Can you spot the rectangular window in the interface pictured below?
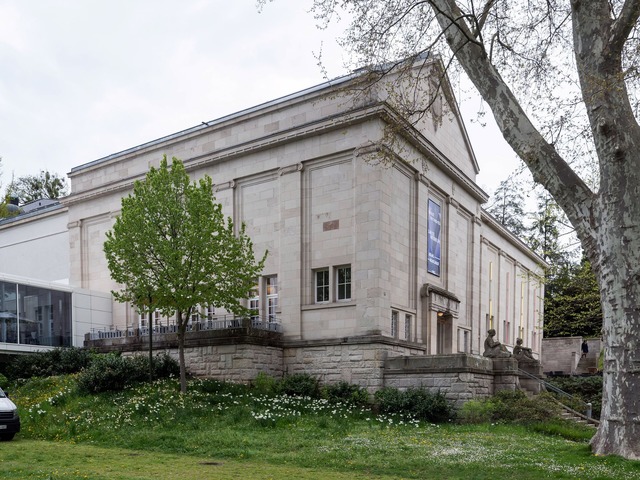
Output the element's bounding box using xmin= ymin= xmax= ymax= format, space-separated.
xmin=391 ymin=311 xmax=398 ymax=338
xmin=249 ymin=280 xmax=260 ymax=320
xmin=336 ymin=266 xmax=351 ymax=301
xmin=266 ymin=276 xmax=278 ymax=322
xmin=315 ymin=269 xmax=329 ymax=303
xmin=404 ymin=314 xmax=412 ymax=341
xmin=206 ymin=305 xmax=215 ymax=321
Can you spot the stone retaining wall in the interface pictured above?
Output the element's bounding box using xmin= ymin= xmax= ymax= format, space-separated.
xmin=284 ymin=336 xmax=426 ymax=391
xmin=93 ymin=333 xmax=527 ymax=404
xmin=383 ymin=354 xmax=518 ymax=408
xmin=148 ymin=344 xmax=284 ymax=384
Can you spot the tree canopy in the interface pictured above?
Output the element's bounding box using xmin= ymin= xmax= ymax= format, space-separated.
xmin=276 ymin=0 xmax=640 ymax=459
xmin=104 ymin=156 xmax=267 ymax=392
xmin=13 ymin=170 xmax=68 ymax=203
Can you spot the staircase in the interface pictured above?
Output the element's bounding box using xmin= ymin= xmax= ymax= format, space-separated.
xmin=556 ymin=399 xmax=599 ymax=428
xmin=518 ymin=368 xmax=600 ymax=428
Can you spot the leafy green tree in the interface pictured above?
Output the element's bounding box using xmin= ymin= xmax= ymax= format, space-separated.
xmin=13 ymin=170 xmax=67 ymax=203
xmin=544 ymin=258 xmax=602 ymax=338
xmin=104 ymin=156 xmax=267 ymax=393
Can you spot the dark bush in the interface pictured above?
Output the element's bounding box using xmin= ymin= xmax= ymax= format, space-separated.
xmin=278 ymin=373 xmax=321 ymax=398
xmin=375 ymin=386 xmax=454 ymax=423
xmin=77 ymin=353 xmax=179 ymax=394
xmin=77 ymin=353 xmax=136 ymax=393
xmin=322 ymin=381 xmax=370 ymax=405
xmin=151 ymin=353 xmax=180 ymax=379
xmin=7 ymin=347 xmax=94 ymax=380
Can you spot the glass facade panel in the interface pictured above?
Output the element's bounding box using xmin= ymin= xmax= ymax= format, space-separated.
xmin=0 ymin=280 xmax=71 ymax=347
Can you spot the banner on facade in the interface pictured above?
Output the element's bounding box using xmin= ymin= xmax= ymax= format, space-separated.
xmin=427 ymin=199 xmax=441 ymax=276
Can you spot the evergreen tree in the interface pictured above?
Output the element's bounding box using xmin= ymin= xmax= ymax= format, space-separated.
xmin=486 ymin=176 xmax=527 ymax=237
xmin=544 ymin=258 xmax=602 ymax=338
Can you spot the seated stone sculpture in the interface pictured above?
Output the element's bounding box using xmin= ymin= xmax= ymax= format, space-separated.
xmin=483 ymin=329 xmax=511 ymax=358
xmin=513 ymin=337 xmax=538 ymax=362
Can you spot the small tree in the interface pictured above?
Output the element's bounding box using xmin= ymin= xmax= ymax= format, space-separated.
xmin=13 ymin=170 xmax=67 ymax=203
xmin=104 ymin=156 xmax=267 ymax=393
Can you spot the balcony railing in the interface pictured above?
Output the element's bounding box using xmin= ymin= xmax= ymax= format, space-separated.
xmin=87 ymin=314 xmax=282 ymax=341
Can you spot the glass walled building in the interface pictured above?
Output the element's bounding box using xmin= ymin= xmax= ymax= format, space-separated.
xmin=0 ymin=279 xmax=72 ymax=348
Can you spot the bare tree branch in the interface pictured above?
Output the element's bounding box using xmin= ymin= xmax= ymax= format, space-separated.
xmin=609 ymin=0 xmax=640 ymax=55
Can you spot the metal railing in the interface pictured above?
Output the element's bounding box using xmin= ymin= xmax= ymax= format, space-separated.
xmin=87 ymin=314 xmax=282 ymax=341
xmin=518 ymin=368 xmax=597 ymax=422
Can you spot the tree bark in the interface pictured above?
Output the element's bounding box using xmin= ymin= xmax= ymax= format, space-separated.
xmin=430 ymin=0 xmax=640 ymax=459
xmin=571 ymin=0 xmax=640 ymax=459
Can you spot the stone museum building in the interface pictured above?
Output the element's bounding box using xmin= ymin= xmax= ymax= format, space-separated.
xmin=0 ymin=59 xmax=544 ymax=397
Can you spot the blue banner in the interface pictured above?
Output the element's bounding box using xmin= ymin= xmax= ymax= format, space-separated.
xmin=427 ymin=199 xmax=441 ymax=276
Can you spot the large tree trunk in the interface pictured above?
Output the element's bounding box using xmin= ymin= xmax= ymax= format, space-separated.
xmin=571 ymin=1 xmax=640 ymax=459
xmin=590 ymin=221 xmax=640 ymax=459
xmin=430 ymin=0 xmax=640 ymax=459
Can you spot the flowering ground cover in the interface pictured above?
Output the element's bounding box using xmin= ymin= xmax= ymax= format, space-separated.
xmin=8 ymin=375 xmax=640 ymax=479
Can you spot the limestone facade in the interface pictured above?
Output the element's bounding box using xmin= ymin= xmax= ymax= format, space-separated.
xmin=1 ymin=60 xmax=544 ymax=385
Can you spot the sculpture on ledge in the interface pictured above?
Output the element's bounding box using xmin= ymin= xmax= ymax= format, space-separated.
xmin=483 ymin=329 xmax=511 ymax=358
xmin=513 ymin=337 xmax=539 ymax=363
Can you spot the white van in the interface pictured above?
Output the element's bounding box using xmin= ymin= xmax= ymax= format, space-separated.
xmin=0 ymin=387 xmax=20 ymax=441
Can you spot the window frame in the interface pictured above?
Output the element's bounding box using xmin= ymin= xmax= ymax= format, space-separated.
xmin=315 ymin=269 xmax=330 ymax=303
xmin=336 ymin=266 xmax=351 ymax=301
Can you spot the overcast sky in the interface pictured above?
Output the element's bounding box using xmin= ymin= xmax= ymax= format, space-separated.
xmin=0 ymin=0 xmax=519 ymax=197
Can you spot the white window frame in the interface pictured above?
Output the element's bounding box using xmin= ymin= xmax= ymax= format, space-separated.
xmin=336 ymin=266 xmax=351 ymax=301
xmin=266 ymin=275 xmax=278 ymax=322
xmin=315 ymin=269 xmax=330 ymax=303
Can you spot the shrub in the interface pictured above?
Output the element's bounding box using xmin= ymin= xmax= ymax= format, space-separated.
xmin=546 ymin=375 xmax=602 ymax=419
xmin=0 ymin=373 xmax=8 ymax=389
xmin=251 ymin=372 xmax=279 ymax=395
xmin=151 ymin=353 xmax=180 ymax=379
xmin=322 ymin=381 xmax=369 ymax=405
xmin=7 ymin=347 xmax=94 ymax=380
xmin=375 ymin=386 xmax=454 ymax=423
xmin=277 ymin=373 xmax=321 ymax=398
xmin=77 ymin=353 xmax=135 ymax=393
xmin=77 ymin=353 xmax=179 ymax=394
xmin=458 ymin=399 xmax=494 ymax=424
xmin=458 ymin=390 xmax=561 ymax=425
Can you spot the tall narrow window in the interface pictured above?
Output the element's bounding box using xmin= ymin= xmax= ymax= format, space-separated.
xmin=206 ymin=305 xmax=215 ymax=321
xmin=404 ymin=314 xmax=412 ymax=341
xmin=315 ymin=269 xmax=329 ymax=303
xmin=266 ymin=276 xmax=278 ymax=322
xmin=249 ymin=280 xmax=260 ymax=320
xmin=336 ymin=266 xmax=351 ymax=301
xmin=391 ymin=311 xmax=398 ymax=338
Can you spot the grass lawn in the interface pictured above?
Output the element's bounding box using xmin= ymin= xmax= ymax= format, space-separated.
xmin=5 ymin=375 xmax=640 ymax=480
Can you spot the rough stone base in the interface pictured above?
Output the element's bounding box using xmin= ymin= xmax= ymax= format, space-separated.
xmin=383 ymin=354 xmax=503 ymax=408
xmin=284 ymin=337 xmax=425 ymax=392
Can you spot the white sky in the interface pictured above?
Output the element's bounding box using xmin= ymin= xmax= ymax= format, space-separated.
xmin=0 ymin=0 xmax=519 ymax=197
